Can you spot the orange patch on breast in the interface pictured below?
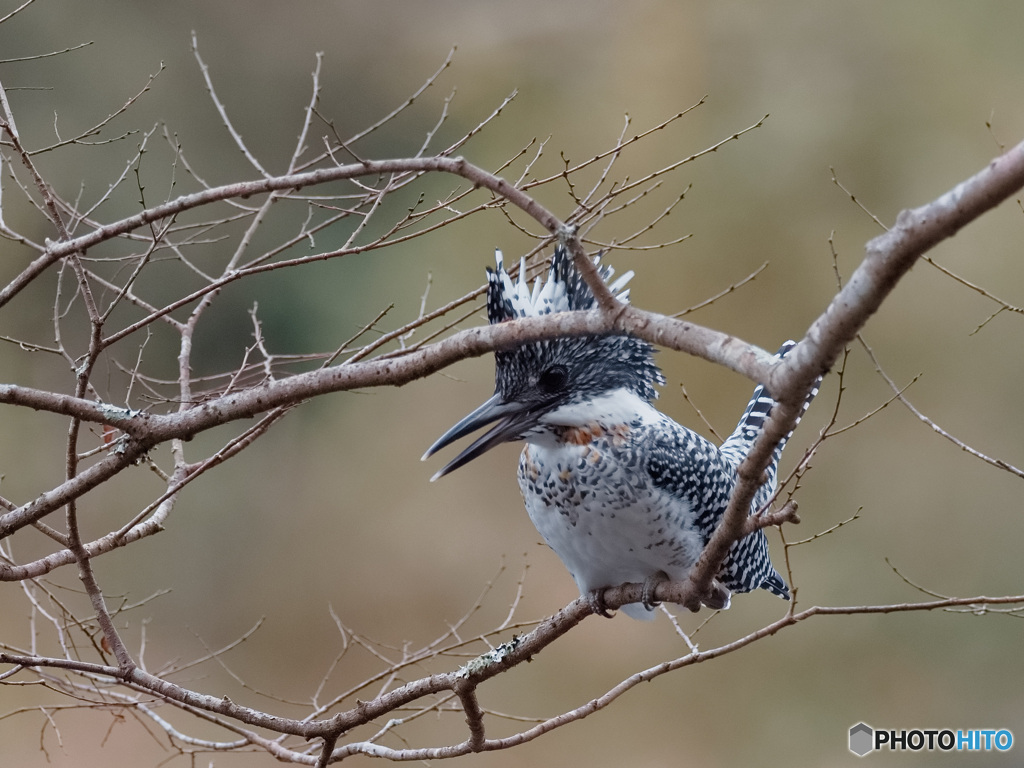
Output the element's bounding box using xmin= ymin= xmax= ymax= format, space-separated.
xmin=557 ymin=423 xmax=631 ymax=447
xmin=522 ymin=445 xmax=540 ymax=481
xmin=607 ymin=423 xmax=631 ymax=445
xmin=561 ymin=426 xmax=598 ymax=445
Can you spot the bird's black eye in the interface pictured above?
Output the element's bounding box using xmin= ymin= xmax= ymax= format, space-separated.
xmin=537 ymin=365 xmax=569 ymax=394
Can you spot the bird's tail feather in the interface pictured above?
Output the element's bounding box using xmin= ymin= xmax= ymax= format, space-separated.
xmin=719 ymin=340 xmax=819 ymax=466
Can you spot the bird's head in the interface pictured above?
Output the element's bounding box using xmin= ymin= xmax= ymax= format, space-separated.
xmin=423 ymin=246 xmax=664 ymax=480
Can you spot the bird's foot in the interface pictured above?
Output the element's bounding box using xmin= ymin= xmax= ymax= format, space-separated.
xmin=586 ymin=588 xmax=615 ymax=618
xmin=702 ymin=579 xmax=732 ymax=611
xmin=641 ymin=570 xmax=671 ymax=611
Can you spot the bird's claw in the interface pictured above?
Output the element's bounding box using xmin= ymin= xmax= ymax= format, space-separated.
xmin=702 ymin=579 xmax=732 ymax=611
xmin=641 ymin=571 xmax=671 ymax=611
xmin=587 ymin=588 xmax=615 ymax=618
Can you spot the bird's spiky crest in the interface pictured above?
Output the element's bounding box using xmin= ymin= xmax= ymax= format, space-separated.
xmin=487 ymin=246 xmax=634 ymax=324
xmin=484 ymin=246 xmax=663 ymax=405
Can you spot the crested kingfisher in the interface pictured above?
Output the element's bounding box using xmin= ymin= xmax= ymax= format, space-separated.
xmin=423 ymin=246 xmax=815 ymax=619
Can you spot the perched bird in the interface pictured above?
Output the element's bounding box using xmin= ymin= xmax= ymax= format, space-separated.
xmin=423 ymin=246 xmax=815 ymax=619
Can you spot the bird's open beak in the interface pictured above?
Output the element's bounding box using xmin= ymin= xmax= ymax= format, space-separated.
xmin=422 ymin=394 xmax=538 ymax=481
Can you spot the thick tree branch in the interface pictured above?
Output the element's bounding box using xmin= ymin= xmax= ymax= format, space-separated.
xmin=0 ymin=311 xmax=775 ymax=438
xmin=683 ymin=137 xmax=1024 ymax=609
xmin=777 ymin=137 xmax=1024 ymax=401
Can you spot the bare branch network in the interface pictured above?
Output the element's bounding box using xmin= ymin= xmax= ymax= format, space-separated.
xmin=1 ymin=32 xmax=1023 ymax=766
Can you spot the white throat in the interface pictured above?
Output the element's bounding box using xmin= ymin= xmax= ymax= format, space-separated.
xmin=539 ymin=388 xmax=660 ymax=429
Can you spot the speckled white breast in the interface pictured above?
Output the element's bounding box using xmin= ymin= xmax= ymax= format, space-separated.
xmin=517 ymin=415 xmax=703 ymax=620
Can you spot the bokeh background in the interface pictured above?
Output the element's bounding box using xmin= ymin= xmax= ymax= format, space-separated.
xmin=1 ymin=1 xmax=1023 ymax=766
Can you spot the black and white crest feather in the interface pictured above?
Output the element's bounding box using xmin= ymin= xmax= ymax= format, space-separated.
xmin=486 ymin=246 xmax=664 ymax=404
xmin=486 ymin=245 xmax=634 ymax=321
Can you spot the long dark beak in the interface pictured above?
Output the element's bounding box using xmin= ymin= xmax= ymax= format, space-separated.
xmin=422 ymin=394 xmax=539 ymax=481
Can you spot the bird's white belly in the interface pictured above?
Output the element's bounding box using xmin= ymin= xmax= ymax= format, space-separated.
xmin=518 ymin=440 xmax=703 ymax=605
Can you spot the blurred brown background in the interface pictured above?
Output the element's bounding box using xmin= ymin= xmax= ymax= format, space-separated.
xmin=1 ymin=1 xmax=1023 ymax=766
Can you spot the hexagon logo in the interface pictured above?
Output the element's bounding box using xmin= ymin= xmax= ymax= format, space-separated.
xmin=849 ymin=722 xmax=874 ymax=757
